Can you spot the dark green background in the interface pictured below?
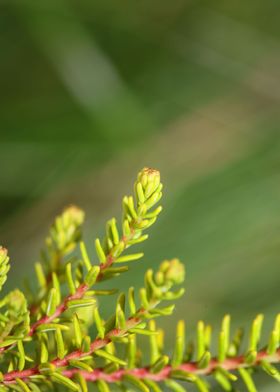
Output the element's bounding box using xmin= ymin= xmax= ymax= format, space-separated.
xmin=1 ymin=1 xmax=280 ymax=390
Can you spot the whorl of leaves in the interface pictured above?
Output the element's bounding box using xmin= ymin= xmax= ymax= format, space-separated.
xmin=0 ymin=168 xmax=278 ymax=392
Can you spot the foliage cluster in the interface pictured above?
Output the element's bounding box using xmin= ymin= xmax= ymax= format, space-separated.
xmin=0 ymin=168 xmax=279 ymax=392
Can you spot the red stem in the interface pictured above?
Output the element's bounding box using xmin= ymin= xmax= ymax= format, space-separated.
xmin=3 ymin=348 xmax=280 ymax=385
xmin=29 ymin=230 xmax=133 ymax=335
xmin=28 ymin=283 xmax=89 ymax=336
xmin=3 ymin=315 xmax=141 ymax=383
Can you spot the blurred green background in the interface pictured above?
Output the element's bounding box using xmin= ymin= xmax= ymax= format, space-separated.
xmin=1 ymin=0 xmax=280 ymax=390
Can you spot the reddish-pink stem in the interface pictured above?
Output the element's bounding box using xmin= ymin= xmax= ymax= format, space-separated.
xmin=29 ymin=253 xmax=115 ymax=335
xmin=3 ymin=315 xmax=141 ymax=384
xmin=28 ymin=283 xmax=89 ymax=336
xmin=29 ymin=230 xmax=133 ymax=334
xmin=3 ymin=348 xmax=280 ymax=385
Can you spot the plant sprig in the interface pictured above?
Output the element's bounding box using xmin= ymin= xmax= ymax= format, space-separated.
xmin=0 ymin=167 xmax=279 ymax=392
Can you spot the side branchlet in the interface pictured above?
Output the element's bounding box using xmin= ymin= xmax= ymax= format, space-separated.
xmin=0 ymin=168 xmax=278 ymax=392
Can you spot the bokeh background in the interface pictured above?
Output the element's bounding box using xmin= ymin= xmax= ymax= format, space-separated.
xmin=1 ymin=1 xmax=280 ymax=390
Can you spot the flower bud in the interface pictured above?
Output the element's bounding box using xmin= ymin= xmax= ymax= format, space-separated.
xmin=157 ymin=259 xmax=185 ymax=286
xmin=137 ymin=168 xmax=161 ymax=200
xmin=62 ymin=205 xmax=85 ymax=228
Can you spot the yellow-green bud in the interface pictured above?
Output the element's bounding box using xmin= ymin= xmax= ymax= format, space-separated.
xmin=158 ymin=259 xmax=185 ymax=286
xmin=62 ymin=205 xmax=85 ymax=228
xmin=137 ymin=168 xmax=161 ymax=199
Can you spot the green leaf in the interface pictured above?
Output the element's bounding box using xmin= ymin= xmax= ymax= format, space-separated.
xmin=17 ymin=340 xmax=25 ymax=371
xmin=228 ymin=328 xmax=243 ymax=357
xmin=29 ymin=383 xmax=42 ymax=392
xmin=127 ymin=334 xmax=136 ymax=369
xmin=73 ymin=313 xmax=82 ymax=348
xmin=103 ymin=266 xmax=128 ymax=277
xmin=35 ymin=262 xmax=46 ymax=289
xmin=122 ymin=219 xmax=131 ymax=237
xmin=165 ymin=379 xmax=186 ymax=392
xmin=123 ymin=374 xmax=149 ymax=392
xmin=238 ymin=368 xmax=257 ymax=392
xmin=36 ymin=323 xmax=69 ymax=333
xmin=149 ymin=305 xmax=175 ymax=317
xmin=110 ymin=218 xmax=120 ymax=245
xmin=162 ymin=288 xmax=185 ymax=301
xmin=95 ymin=349 xmax=126 ymax=366
xmin=80 ymin=241 xmax=92 ymax=271
xmin=214 ymin=370 xmax=232 ymax=391
xmin=103 ymin=362 xmax=119 ymax=374
xmin=46 ymin=288 xmax=58 ymax=317
xmin=40 ymin=338 xmax=48 ymax=363
xmin=74 ymin=373 xmax=88 ymax=392
xmin=126 ymin=196 xmax=138 ymax=220
xmin=67 ymin=298 xmax=96 ymax=309
xmin=218 ymin=315 xmax=230 ymax=362
xmin=274 ymin=314 xmax=280 ymax=341
xmin=90 ymin=289 xmax=118 ymax=296
xmin=197 ymin=321 xmax=205 ymax=361
xmin=81 ymin=336 xmax=91 ymax=353
xmin=248 ymin=314 xmax=264 ymax=352
xmin=261 ymin=360 xmax=280 ymax=381
xmin=0 ymin=247 xmax=10 ymax=292
xmin=172 ymin=320 xmax=185 ymax=367
xmin=267 ymin=330 xmax=278 ymax=355
xmin=198 ymin=350 xmax=211 ymax=369
xmin=52 ymin=272 xmax=61 ymax=305
xmin=116 ymin=304 xmax=126 ymax=329
xmin=66 ymin=263 xmax=76 ymax=295
xmin=84 ymin=266 xmax=100 ymax=287
xmin=55 ymin=328 xmax=65 ymax=359
xmin=69 ymin=359 xmax=93 ymax=372
xmin=129 ymin=328 xmax=157 ymax=336
xmin=144 ymin=379 xmax=162 ymax=392
xmin=136 ymin=182 xmax=145 ymax=204
xmin=0 ymin=338 xmax=19 ymax=348
xmin=195 ymin=377 xmax=209 ymax=392
xmin=51 ymin=372 xmax=79 ymax=391
xmin=139 ymin=288 xmax=150 ymax=309
xmin=204 ymin=325 xmax=212 ymax=350
xmin=215 ymin=367 xmax=237 ymax=382
xmin=170 ymin=369 xmax=196 ymax=382
xmin=116 ymin=253 xmax=144 ymax=263
xmin=93 ymin=308 xmax=105 ymax=338
xmin=96 ymin=380 xmax=110 ymax=392
xmin=16 ymin=378 xmax=31 ymax=392
xmin=128 ymin=287 xmax=136 ymax=315
xmin=145 ymin=269 xmax=161 ymax=300
xmin=149 ymin=320 xmax=160 ymax=364
xmin=150 ymin=355 xmax=169 ymax=373
xmin=128 ymin=234 xmax=149 ymax=245
xmin=218 ymin=331 xmax=227 ymax=363
xmin=95 ymin=239 xmax=106 ymax=264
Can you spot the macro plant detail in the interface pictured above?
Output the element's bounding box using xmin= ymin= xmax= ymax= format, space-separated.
xmin=0 ymin=168 xmax=279 ymax=392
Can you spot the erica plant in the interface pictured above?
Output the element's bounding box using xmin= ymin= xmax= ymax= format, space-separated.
xmin=0 ymin=168 xmax=279 ymax=392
